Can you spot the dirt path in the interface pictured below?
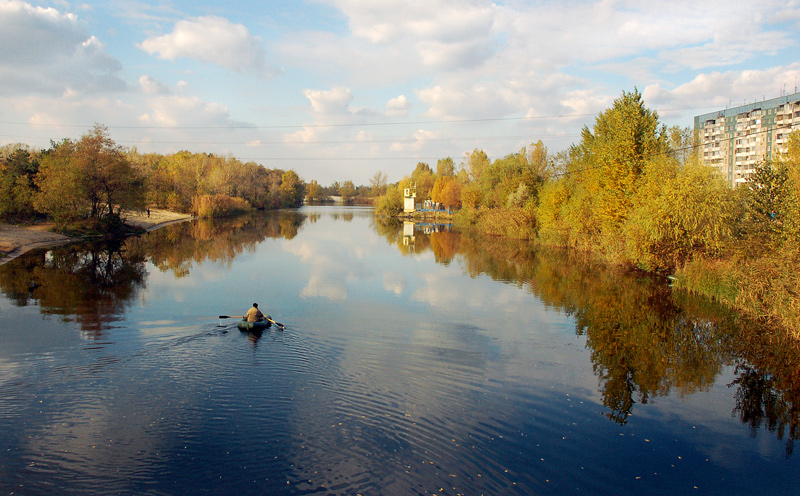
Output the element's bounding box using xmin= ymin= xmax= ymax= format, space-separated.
xmin=0 ymin=209 xmax=192 ymax=265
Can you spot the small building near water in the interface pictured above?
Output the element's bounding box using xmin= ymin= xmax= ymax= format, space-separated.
xmin=403 ymin=184 xmax=416 ymax=213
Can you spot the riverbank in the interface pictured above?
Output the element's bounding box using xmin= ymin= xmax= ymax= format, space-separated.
xmin=397 ymin=211 xmax=454 ymax=222
xmin=0 ymin=223 xmax=74 ymax=265
xmin=120 ymin=208 xmax=193 ymax=232
xmin=0 ymin=209 xmax=192 ymax=265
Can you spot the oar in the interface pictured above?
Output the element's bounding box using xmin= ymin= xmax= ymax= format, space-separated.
xmin=218 ymin=315 xmax=285 ymax=330
xmin=267 ymin=317 xmax=286 ymax=330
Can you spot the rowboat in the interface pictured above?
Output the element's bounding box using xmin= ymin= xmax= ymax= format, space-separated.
xmin=237 ymin=317 xmax=272 ymax=332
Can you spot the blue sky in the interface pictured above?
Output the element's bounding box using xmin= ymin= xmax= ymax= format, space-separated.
xmin=1 ymin=0 xmax=799 ymax=185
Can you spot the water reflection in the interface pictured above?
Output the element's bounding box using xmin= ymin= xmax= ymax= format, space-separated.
xmin=0 ymin=239 xmax=147 ymax=336
xmin=0 ymin=211 xmax=307 ymax=335
xmin=2 ymin=209 xmax=798 ymax=466
xmin=127 ymin=211 xmax=307 ymax=276
xmin=374 ymin=218 xmax=800 ymax=454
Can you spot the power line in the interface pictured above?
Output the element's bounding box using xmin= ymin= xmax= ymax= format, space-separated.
xmin=0 ymin=104 xmax=718 ymax=131
xmin=0 ymin=114 xmax=592 ymax=131
xmin=0 ymin=133 xmax=581 ymax=146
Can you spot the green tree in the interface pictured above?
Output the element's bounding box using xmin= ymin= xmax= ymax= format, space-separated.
xmin=34 ymin=139 xmax=84 ymax=223
xmin=0 ymin=145 xmax=39 ymax=220
xmin=537 ymin=89 xmax=669 ymax=251
xmin=375 ymin=183 xmax=403 ymax=216
xmin=581 ymin=88 xmax=668 ymax=231
xmin=623 ymin=158 xmax=735 ymax=271
xmin=340 ymin=180 xmax=356 ymax=203
xmin=279 ymin=170 xmax=304 ymax=207
xmin=746 ymin=159 xmax=788 ymax=237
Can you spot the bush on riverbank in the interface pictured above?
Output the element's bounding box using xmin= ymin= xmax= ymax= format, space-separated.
xmin=192 ymin=194 xmax=252 ymax=219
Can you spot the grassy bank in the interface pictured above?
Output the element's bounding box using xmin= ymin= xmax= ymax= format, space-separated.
xmin=675 ymin=249 xmax=800 ymax=339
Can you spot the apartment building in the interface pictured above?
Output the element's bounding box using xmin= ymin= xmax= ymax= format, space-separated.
xmin=694 ymin=92 xmax=800 ymax=187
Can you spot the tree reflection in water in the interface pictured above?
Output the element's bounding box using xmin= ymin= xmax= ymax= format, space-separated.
xmin=0 ymin=211 xmax=307 ymax=337
xmin=2 ymin=213 xmax=798 ymax=455
xmin=374 ymin=217 xmax=800 ymax=455
xmin=0 ymin=240 xmax=147 ymax=336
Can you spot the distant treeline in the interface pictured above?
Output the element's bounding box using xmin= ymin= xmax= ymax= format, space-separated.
xmin=375 ymin=89 xmax=800 ymax=337
xmin=0 ymin=124 xmax=305 ymax=226
xmin=305 ymin=173 xmax=388 ymax=204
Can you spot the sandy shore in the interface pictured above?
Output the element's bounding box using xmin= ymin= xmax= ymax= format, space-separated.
xmin=121 ymin=208 xmax=193 ymax=232
xmin=0 ymin=209 xmax=192 ymax=265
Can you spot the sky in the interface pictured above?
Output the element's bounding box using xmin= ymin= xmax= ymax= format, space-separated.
xmin=1 ymin=0 xmax=799 ymax=185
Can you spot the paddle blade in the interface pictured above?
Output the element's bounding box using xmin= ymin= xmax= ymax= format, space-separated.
xmin=267 ymin=318 xmax=285 ymax=329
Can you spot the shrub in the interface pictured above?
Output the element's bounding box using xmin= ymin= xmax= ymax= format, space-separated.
xmin=192 ymin=194 xmax=252 ymax=219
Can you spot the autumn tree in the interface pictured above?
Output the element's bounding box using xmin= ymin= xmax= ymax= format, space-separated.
xmin=776 ymin=130 xmax=800 ymax=239
xmin=411 ymin=162 xmax=435 ymax=201
xmin=76 ymin=125 xmax=146 ymax=218
xmin=465 ymin=149 xmax=490 ymax=182
xmin=306 ymin=179 xmax=323 ymax=201
xmin=439 ymin=177 xmax=462 ymax=211
xmin=436 ymin=157 xmax=455 ymax=177
xmin=369 ymin=171 xmax=388 ymax=196
xmin=35 ymin=126 xmax=145 ymax=224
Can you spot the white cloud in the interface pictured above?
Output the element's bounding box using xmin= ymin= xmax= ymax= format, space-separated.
xmin=386 ymin=95 xmax=411 ymax=117
xmin=303 ymin=87 xmax=354 ymax=114
xmin=329 ymin=0 xmax=496 ymax=45
xmin=382 ymin=272 xmax=406 ymax=295
xmin=390 ymin=129 xmax=441 ymax=153
xmin=137 ymin=15 xmax=270 ymax=75
xmin=0 ymin=1 xmax=82 ymax=64
xmin=416 ymin=82 xmax=523 ymax=119
xmin=559 ymin=89 xmax=613 ymax=119
xmin=139 ymin=95 xmax=245 ymax=128
xmin=138 ymin=75 xmax=168 ymax=95
xmin=0 ymin=1 xmax=126 ymax=94
xmin=643 ymin=63 xmax=800 ymax=113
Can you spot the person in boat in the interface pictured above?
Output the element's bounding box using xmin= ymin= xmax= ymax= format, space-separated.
xmin=245 ymin=302 xmax=265 ymax=322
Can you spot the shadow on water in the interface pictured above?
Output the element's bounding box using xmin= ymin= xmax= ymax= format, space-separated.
xmin=374 ymin=217 xmax=800 ymax=457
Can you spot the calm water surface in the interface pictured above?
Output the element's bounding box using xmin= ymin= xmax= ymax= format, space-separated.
xmin=1 ymin=206 xmax=798 ymax=495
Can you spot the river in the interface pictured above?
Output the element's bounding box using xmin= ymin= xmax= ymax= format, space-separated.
xmin=0 ymin=206 xmax=798 ymax=495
